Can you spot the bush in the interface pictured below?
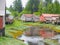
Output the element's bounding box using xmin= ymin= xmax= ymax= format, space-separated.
xmin=20 ymin=10 xmax=32 ymax=17
xmin=34 ymin=12 xmax=41 ymax=16
xmin=11 ymin=11 xmax=18 ymax=17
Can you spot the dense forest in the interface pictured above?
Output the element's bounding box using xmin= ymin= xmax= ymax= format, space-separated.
xmin=7 ymin=0 xmax=60 ymax=16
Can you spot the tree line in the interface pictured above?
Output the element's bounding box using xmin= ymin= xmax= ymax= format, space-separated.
xmin=8 ymin=0 xmax=60 ymax=16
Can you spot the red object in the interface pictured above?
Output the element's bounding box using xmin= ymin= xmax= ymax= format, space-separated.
xmin=40 ymin=16 xmax=45 ymax=22
xmin=39 ymin=30 xmax=55 ymax=38
xmin=40 ymin=30 xmax=46 ymax=34
xmin=0 ymin=16 xmax=3 ymax=29
xmin=40 ymin=14 xmax=59 ymax=22
xmin=39 ymin=30 xmax=47 ymax=38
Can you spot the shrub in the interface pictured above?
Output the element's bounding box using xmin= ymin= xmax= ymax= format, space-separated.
xmin=34 ymin=12 xmax=41 ymax=16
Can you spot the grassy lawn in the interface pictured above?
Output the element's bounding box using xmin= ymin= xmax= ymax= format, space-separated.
xmin=0 ymin=37 xmax=26 ymax=45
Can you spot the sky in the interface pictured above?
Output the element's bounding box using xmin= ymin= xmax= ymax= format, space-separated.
xmin=6 ymin=0 xmax=29 ymax=8
xmin=6 ymin=0 xmax=60 ymax=8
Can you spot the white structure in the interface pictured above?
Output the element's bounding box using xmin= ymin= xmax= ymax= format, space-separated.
xmin=20 ymin=14 xmax=39 ymax=22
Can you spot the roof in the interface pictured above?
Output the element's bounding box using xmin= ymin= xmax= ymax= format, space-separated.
xmin=42 ymin=14 xmax=60 ymax=17
xmin=0 ymin=0 xmax=5 ymax=16
xmin=23 ymin=14 xmax=33 ymax=17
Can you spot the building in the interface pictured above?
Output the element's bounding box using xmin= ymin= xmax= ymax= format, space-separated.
xmin=0 ymin=0 xmax=5 ymax=36
xmin=5 ymin=10 xmax=14 ymax=24
xmin=40 ymin=14 xmax=59 ymax=23
xmin=20 ymin=14 xmax=39 ymax=22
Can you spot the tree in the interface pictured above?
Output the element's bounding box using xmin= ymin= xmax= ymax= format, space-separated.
xmin=53 ymin=0 xmax=60 ymax=14
xmin=38 ymin=0 xmax=43 ymax=14
xmin=38 ymin=0 xmax=47 ymax=14
xmin=45 ymin=0 xmax=52 ymax=6
xmin=24 ymin=0 xmax=33 ymax=14
xmin=33 ymin=0 xmax=40 ymax=12
xmin=9 ymin=5 xmax=14 ymax=12
xmin=13 ymin=0 xmax=23 ymax=13
xmin=46 ymin=3 xmax=53 ymax=13
xmin=24 ymin=0 xmax=40 ymax=14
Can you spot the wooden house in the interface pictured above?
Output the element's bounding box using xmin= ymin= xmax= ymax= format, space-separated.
xmin=0 ymin=0 xmax=5 ymax=36
xmin=20 ymin=14 xmax=39 ymax=22
xmin=40 ymin=14 xmax=59 ymax=24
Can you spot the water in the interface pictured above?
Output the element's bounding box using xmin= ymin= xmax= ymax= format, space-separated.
xmin=18 ymin=26 xmax=60 ymax=45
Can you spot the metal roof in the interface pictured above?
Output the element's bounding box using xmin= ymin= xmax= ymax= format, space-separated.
xmin=0 ymin=0 xmax=5 ymax=16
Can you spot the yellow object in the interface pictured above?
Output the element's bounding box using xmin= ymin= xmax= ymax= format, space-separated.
xmin=10 ymin=31 xmax=23 ymax=38
xmin=54 ymin=29 xmax=60 ymax=33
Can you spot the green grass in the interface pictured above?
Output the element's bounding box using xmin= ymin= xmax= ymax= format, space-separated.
xmin=0 ymin=37 xmax=26 ymax=45
xmin=44 ymin=39 xmax=59 ymax=45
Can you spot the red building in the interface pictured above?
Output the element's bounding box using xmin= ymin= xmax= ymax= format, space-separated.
xmin=0 ymin=0 xmax=5 ymax=36
xmin=40 ymin=14 xmax=59 ymax=23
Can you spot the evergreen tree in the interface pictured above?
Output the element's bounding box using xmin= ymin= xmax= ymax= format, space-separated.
xmin=13 ymin=0 xmax=23 ymax=13
xmin=24 ymin=0 xmax=40 ymax=14
xmin=33 ymin=0 xmax=40 ymax=12
xmin=25 ymin=0 xmax=33 ymax=13
xmin=54 ymin=0 xmax=60 ymax=14
xmin=45 ymin=0 xmax=52 ymax=6
xmin=9 ymin=5 xmax=14 ymax=12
